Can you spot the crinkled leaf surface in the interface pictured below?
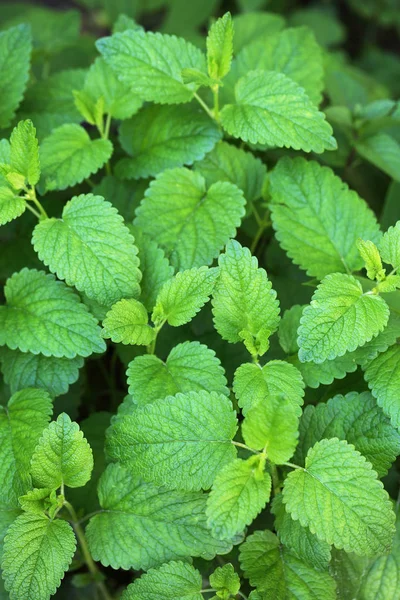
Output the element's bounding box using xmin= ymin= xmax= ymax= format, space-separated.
xmin=127 ymin=341 xmax=228 ymax=406
xmin=364 ymin=345 xmax=400 ymax=430
xmin=0 ymin=25 xmax=32 ymax=128
xmin=86 ymin=463 xmax=232 ymax=571
xmin=121 ymin=561 xmax=203 ymax=600
xmin=135 ymin=168 xmax=245 ymax=270
xmin=9 ymin=119 xmax=40 ymax=187
xmin=33 ymin=194 xmax=141 ymax=306
xmin=106 ymin=390 xmax=237 ymax=491
xmin=379 ymin=221 xmax=400 ymax=269
xmin=102 ymin=299 xmax=155 ymax=346
xmin=283 ymin=438 xmax=395 ymax=556
xmin=0 ymin=269 xmax=105 ymax=358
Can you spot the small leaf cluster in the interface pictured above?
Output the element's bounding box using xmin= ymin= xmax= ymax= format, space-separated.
xmin=0 ymin=2 xmax=400 ymax=600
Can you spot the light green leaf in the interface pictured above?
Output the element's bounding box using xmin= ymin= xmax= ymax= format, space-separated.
xmin=40 ymin=124 xmax=113 ymax=191
xmin=82 ymin=56 xmax=143 ymax=120
xmin=239 ymin=530 xmax=336 ymax=600
xmin=210 ymin=564 xmax=240 ymax=599
xmin=0 ymin=269 xmax=106 ymax=358
xmin=269 ymin=157 xmax=381 ymax=279
xmin=356 ymin=133 xmax=400 ymax=181
xmin=283 ymin=438 xmax=395 ymax=556
xmin=206 ymin=457 xmax=271 ymax=540
xmin=0 ymin=25 xmax=32 ymax=128
xmin=0 ymin=184 xmax=25 ymax=226
xmin=232 ymin=12 xmax=285 ymax=54
xmin=298 ymin=273 xmax=389 ymax=363
xmin=133 ymin=228 xmax=174 ymax=312
xmin=243 ymin=396 xmax=299 ymax=462
xmin=102 ymin=299 xmax=155 ymax=346
xmin=212 ymin=240 xmax=280 ymax=351
xmin=357 ymin=239 xmax=385 ymax=280
xmin=0 ymin=388 xmax=52 ymax=510
xmin=1 ymin=513 xmax=76 ymax=600
xmin=294 ymin=392 xmax=400 ymax=477
xmin=9 ymin=120 xmax=40 ymax=187
xmin=152 ymin=266 xmax=218 ymax=327
xmin=106 ymin=390 xmax=237 ymax=491
xmin=233 ymin=360 xmax=304 ymax=416
xmin=278 ymin=305 xmax=304 ymax=355
xmin=230 ymin=27 xmax=324 ymax=105
xmin=207 ymin=12 xmax=233 ymax=80
xmin=97 ymin=30 xmax=206 ymax=104
xmin=30 ymin=413 xmax=94 ymax=489
xmin=364 ymin=344 xmax=400 ymax=429
xmin=135 ymin=168 xmax=245 ymax=270
xmin=0 ymin=347 xmax=83 ymax=398
xmin=127 ymin=341 xmax=228 ymax=407
xmin=86 ymin=463 xmax=232 ymax=570
xmin=379 ymin=220 xmax=400 ymax=269
xmin=220 ymin=70 xmax=336 ymax=152
xmin=272 ymin=494 xmax=331 ymax=572
xmin=116 ymin=104 xmax=221 ymax=180
xmin=33 ymin=193 xmax=141 ymax=306
xmin=18 ymin=488 xmax=56 ymax=516
xmin=194 ymin=140 xmax=267 ymax=203
xmin=121 ymin=561 xmax=203 ymax=600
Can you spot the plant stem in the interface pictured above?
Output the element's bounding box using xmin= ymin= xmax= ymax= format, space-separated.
xmin=232 ymin=441 xmax=260 ymax=455
xmin=146 ymin=321 xmax=165 ymax=355
xmin=282 ymin=461 xmax=302 ymax=470
xmin=200 ymin=590 xmax=215 ymax=594
xmin=104 ymin=113 xmax=112 ymax=140
xmin=194 ymin=92 xmax=215 ymax=120
xmin=64 ymin=501 xmax=112 ymax=600
xmin=250 ymin=218 xmax=271 ymax=255
xmin=25 ymin=202 xmax=42 ymax=220
xmin=26 ymin=186 xmax=48 ymax=220
xmin=212 ymin=85 xmax=220 ymax=121
xmin=270 ymin=464 xmax=281 ymax=495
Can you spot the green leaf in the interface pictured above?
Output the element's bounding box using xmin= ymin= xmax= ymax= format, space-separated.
xmin=0 ymin=347 xmax=83 ymax=398
xmin=0 ymin=25 xmax=32 ymax=128
xmin=106 ymin=390 xmax=237 ymax=491
xmin=9 ymin=120 xmax=40 ymax=187
xmin=33 ymin=193 xmax=141 ymax=306
xmin=269 ymin=157 xmax=381 ymax=279
xmin=102 ymin=299 xmax=155 ymax=346
xmin=116 ymin=104 xmax=221 ymax=180
xmin=232 ymin=12 xmax=284 ymax=53
xmin=272 ymin=494 xmax=331 ymax=572
xmin=239 ymin=530 xmax=337 ymax=600
xmin=94 ymin=176 xmax=145 ymax=223
xmin=233 ymin=360 xmax=304 ymax=416
xmin=86 ymin=463 xmax=232 ymax=570
xmin=220 ymin=70 xmax=336 ymax=152
xmin=206 ymin=457 xmax=271 ymax=540
xmin=126 ymin=341 xmax=228 ymax=407
xmin=0 ymin=269 xmax=105 ymax=358
xmin=295 ymin=392 xmax=400 ymax=477
xmin=209 ymin=564 xmax=240 ymax=599
xmin=97 ymin=30 xmax=206 ymax=104
xmin=242 ymin=396 xmax=299 ymax=463
xmin=230 ymin=26 xmax=324 ymax=105
xmin=82 ymin=56 xmax=143 ymax=120
xmin=364 ymin=344 xmax=400 ymax=429
xmin=379 ymin=220 xmax=400 ymax=269
xmin=30 ymin=413 xmax=94 ymax=489
xmin=121 ymin=561 xmax=203 ymax=600
xmin=40 ymin=124 xmax=113 ymax=191
xmin=207 ymin=12 xmax=233 ymax=80
xmin=135 ymin=168 xmax=245 ymax=270
xmin=1 ymin=513 xmax=76 ymax=600
xmin=283 ymin=438 xmax=395 ymax=556
xmin=212 ymin=240 xmax=280 ymax=351
xmin=356 ymin=133 xmax=400 ymax=181
xmin=18 ymin=488 xmax=56 ymax=516
xmin=357 ymin=239 xmax=385 ymax=280
xmin=194 ymin=140 xmax=267 ymax=203
xmin=278 ymin=305 xmax=304 ymax=355
xmin=133 ymin=228 xmax=174 ymax=312
xmin=152 ymin=266 xmax=218 ymax=327
xmin=298 ymin=273 xmax=389 ymax=363
xmin=0 ymin=184 xmax=25 ymax=226
xmin=0 ymin=388 xmax=52 ymax=509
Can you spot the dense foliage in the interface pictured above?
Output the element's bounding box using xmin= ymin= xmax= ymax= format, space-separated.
xmin=0 ymin=1 xmax=400 ymax=599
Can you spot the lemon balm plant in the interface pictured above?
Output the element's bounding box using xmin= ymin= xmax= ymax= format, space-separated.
xmin=0 ymin=3 xmax=400 ymax=600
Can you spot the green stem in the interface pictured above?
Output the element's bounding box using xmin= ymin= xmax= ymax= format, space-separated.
xmin=146 ymin=321 xmax=165 ymax=355
xmin=232 ymin=441 xmax=260 ymax=455
xmin=64 ymin=502 xmax=112 ymax=600
xmin=283 ymin=461 xmax=302 ymax=470
xmin=104 ymin=113 xmax=112 ymax=140
xmin=200 ymin=590 xmax=215 ymax=594
xmin=252 ymin=203 xmax=262 ymax=226
xmin=250 ymin=218 xmax=271 ymax=255
xmin=237 ymin=592 xmax=249 ymax=600
xmin=26 ymin=186 xmax=48 ymax=220
xmin=212 ymin=85 xmax=220 ymax=121
xmin=194 ymin=92 xmax=215 ymax=120
xmin=25 ymin=202 xmax=42 ymax=220
xmin=270 ymin=464 xmax=281 ymax=495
